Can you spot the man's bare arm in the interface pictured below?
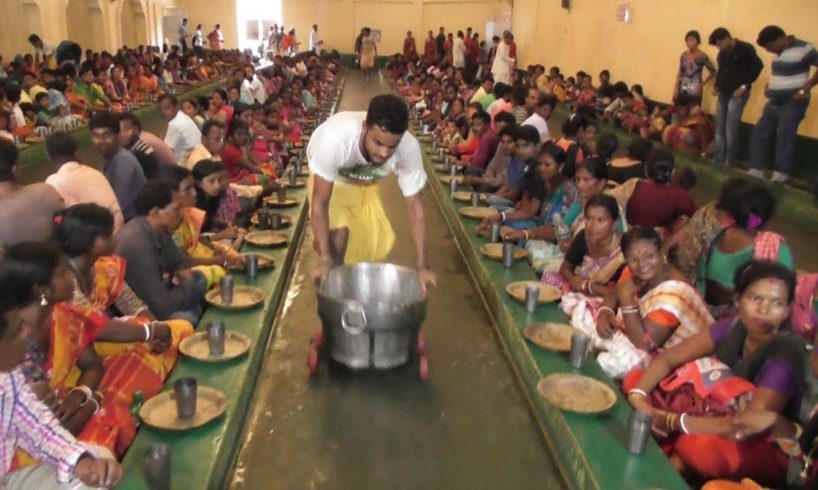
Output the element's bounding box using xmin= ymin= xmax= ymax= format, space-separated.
xmin=310 ymin=175 xmax=335 ymax=262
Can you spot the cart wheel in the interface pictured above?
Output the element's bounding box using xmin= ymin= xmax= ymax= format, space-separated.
xmin=419 ymin=356 xmax=430 ymax=380
xmin=416 ymin=332 xmax=427 ymax=356
xmin=308 ymin=347 xmax=319 ymax=376
xmin=312 ymin=331 xmax=324 ymax=350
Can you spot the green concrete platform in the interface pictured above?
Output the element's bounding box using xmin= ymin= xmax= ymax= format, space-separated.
xmin=420 ymin=146 xmax=688 ymax=490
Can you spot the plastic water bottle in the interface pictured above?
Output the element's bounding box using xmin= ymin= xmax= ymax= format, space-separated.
xmin=554 ymin=213 xmax=570 ymax=243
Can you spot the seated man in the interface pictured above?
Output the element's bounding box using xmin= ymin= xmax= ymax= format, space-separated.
xmin=89 ymin=112 xmax=146 ymax=222
xmin=118 ymin=112 xmax=177 ymax=168
xmin=464 ymin=126 xmax=516 ymax=193
xmin=0 ymin=140 xmax=64 ymax=247
xmin=44 ymin=133 xmax=124 ymax=232
xmin=485 ymin=125 xmax=540 ymax=209
xmin=115 ymin=181 xmax=207 ymax=323
xmin=458 ymin=111 xmax=498 ymax=172
xmin=116 ymin=113 xmax=159 ymax=179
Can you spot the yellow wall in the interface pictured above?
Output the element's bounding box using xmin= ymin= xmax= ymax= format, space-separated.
xmin=512 ymin=0 xmax=818 ymax=138
xmin=283 ymin=0 xmax=512 ymax=55
xmin=173 ymin=0 xmax=239 ymax=51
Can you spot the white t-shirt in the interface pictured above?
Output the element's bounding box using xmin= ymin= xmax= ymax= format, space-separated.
xmin=307 ymin=112 xmax=427 ymax=197
xmin=522 ymin=112 xmax=552 ymax=143
xmin=452 ymin=37 xmax=467 ymax=68
xmin=164 ymin=111 xmax=202 ymax=165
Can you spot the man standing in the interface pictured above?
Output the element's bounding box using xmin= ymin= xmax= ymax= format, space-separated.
xmin=436 ymin=27 xmax=446 ymax=60
xmin=45 ymin=133 xmax=124 ymax=232
xmin=307 ymin=94 xmax=437 ymax=291
xmin=452 ymin=31 xmax=467 ymax=69
xmin=749 ymin=25 xmax=818 ymax=183
xmin=158 ymin=94 xmax=202 ymax=165
xmin=403 ymin=31 xmax=418 ymax=63
xmin=491 ymin=31 xmax=515 ymax=85
xmin=193 ymin=24 xmax=204 ymax=58
xmin=208 ymin=24 xmax=224 ymax=51
xmin=178 ymin=18 xmax=189 ymax=53
xmin=708 ymin=27 xmax=764 ymax=167
xmin=88 ymin=112 xmax=146 ymax=222
xmin=309 ymin=24 xmax=321 ymax=52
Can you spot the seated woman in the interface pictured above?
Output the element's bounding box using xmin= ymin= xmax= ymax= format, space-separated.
xmin=608 ymin=137 xmax=652 ymax=185
xmin=0 ymin=246 xmax=124 ymax=488
xmin=158 ymin=165 xmax=245 ymax=287
xmin=542 ymin=194 xmax=625 ymax=296
xmin=662 ymin=93 xmax=714 ymax=154
xmin=626 ymin=149 xmax=697 ymax=230
xmin=578 ymin=227 xmax=713 ymax=378
xmin=193 ymin=159 xmax=246 ymax=230
xmin=695 ymin=178 xmax=793 ymax=318
xmin=627 ymin=261 xmax=805 ymax=488
xmin=221 ymin=120 xmax=275 ymax=186
xmin=207 ymin=88 xmax=233 ymax=125
xmin=3 ymin=241 xmax=169 ymax=464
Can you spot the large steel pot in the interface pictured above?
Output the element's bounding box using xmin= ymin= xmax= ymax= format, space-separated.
xmin=317 ymin=263 xmax=427 ymax=369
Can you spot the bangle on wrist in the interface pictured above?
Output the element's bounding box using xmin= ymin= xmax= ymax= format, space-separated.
xmin=500 ymin=211 xmax=506 ymax=223
xmin=70 ymin=385 xmax=93 ymax=405
xmin=596 ymin=306 xmax=615 ymax=321
xmin=523 ymin=230 xmax=530 ymax=241
xmin=87 ymin=397 xmax=101 ymax=415
xmin=142 ymin=323 xmax=151 ymax=342
xmin=679 ymin=413 xmax=690 ymax=434
xmin=627 ymin=388 xmax=648 ymax=399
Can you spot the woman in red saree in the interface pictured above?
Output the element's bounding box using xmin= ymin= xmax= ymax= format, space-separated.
xmin=626 ymin=260 xmax=806 ymax=488
xmin=52 ymin=206 xmax=194 ymax=455
xmin=5 ymin=242 xmax=175 ymax=469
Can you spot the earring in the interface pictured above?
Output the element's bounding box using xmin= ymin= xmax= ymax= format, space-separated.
xmin=39 ymin=295 xmax=48 ymax=307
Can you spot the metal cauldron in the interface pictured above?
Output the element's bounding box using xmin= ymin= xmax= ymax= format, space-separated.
xmin=317 ymin=263 xmax=427 ymax=370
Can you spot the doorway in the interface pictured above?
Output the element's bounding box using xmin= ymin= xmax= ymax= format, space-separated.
xmin=236 ymin=0 xmax=282 ymax=54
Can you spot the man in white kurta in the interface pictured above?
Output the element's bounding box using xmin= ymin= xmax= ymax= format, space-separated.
xmin=491 ymin=32 xmax=515 ymax=85
xmin=307 ymin=94 xmax=436 ymax=292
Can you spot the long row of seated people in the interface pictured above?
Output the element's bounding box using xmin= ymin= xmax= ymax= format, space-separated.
xmin=0 ymin=49 xmax=340 ymax=488
xmin=393 ymin=51 xmax=818 ymax=488
xmin=0 ymin=44 xmax=244 ymax=140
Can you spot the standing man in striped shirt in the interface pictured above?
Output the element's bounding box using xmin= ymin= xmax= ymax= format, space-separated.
xmin=749 ymin=26 xmax=818 ymax=183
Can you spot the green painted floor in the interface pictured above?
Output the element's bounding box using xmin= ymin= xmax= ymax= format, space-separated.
xmin=228 ymin=73 xmax=563 ymax=489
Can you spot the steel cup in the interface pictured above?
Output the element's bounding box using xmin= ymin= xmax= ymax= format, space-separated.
xmin=173 ymin=377 xmax=197 ymax=419
xmin=627 ymin=411 xmax=652 ymax=454
xmin=450 ymin=165 xmax=457 ymax=177
xmin=143 ymin=443 xmax=171 ymax=490
xmin=288 ymin=168 xmax=297 ymax=186
xmin=524 ymin=284 xmax=541 ymax=312
xmin=502 ymin=242 xmax=515 ymax=268
xmin=449 ymin=179 xmax=457 ymax=196
xmin=207 ymin=320 xmax=226 ymax=355
xmin=470 ymin=192 xmax=480 ymax=207
xmin=270 ymin=213 xmax=283 ymax=230
xmin=569 ymin=332 xmax=591 ymax=368
xmin=245 ymin=253 xmax=259 ymax=278
xmin=219 ymin=274 xmax=234 ymax=304
xmin=276 ymin=186 xmax=287 ymax=203
xmin=490 ymin=222 xmax=501 ymax=243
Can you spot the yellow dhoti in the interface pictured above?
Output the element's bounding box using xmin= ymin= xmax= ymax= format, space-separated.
xmin=308 ymin=175 xmax=395 ymax=264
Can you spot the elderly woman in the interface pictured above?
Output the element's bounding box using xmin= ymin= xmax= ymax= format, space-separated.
xmin=627 ymin=261 xmax=805 ymax=488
